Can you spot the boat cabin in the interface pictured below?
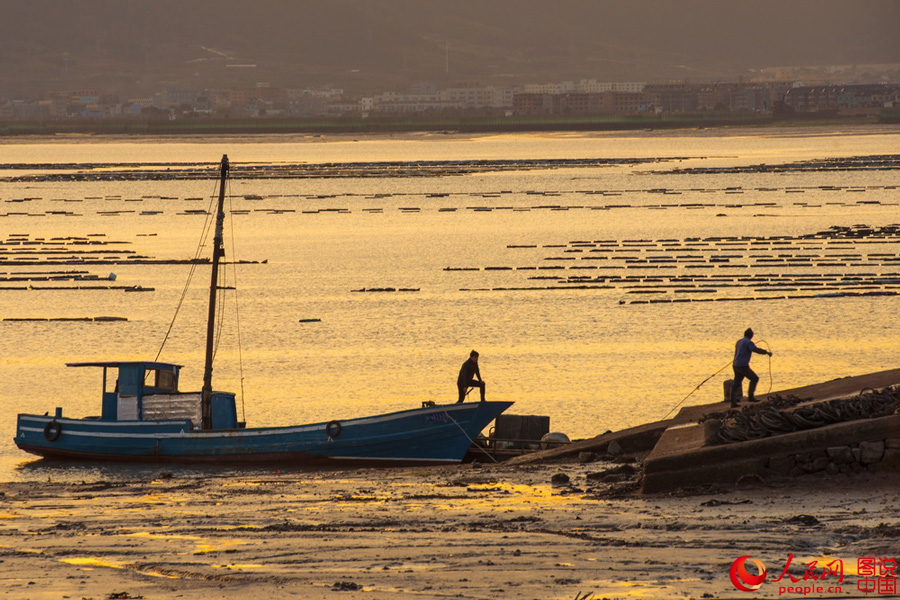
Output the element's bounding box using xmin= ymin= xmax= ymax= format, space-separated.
xmin=67 ymin=361 xmax=239 ymax=429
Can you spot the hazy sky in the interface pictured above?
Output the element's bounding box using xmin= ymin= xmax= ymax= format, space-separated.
xmin=2 ymin=0 xmax=899 ymax=96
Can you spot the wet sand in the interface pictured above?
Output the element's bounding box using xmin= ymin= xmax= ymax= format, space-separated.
xmin=1 ymin=462 xmax=897 ymax=599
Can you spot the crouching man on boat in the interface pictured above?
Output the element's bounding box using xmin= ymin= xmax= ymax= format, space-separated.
xmin=457 ymin=350 xmax=486 ymax=403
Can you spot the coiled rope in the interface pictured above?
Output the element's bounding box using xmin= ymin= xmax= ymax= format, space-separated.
xmin=704 ymin=387 xmax=900 ymax=444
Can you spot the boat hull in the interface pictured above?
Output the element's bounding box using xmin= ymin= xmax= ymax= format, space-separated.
xmin=15 ymin=401 xmax=512 ymax=466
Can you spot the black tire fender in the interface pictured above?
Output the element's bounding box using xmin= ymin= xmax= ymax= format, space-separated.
xmin=44 ymin=420 xmax=62 ymax=442
xmin=325 ymin=420 xmax=342 ymax=438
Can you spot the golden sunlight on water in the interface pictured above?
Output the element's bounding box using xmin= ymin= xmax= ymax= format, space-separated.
xmin=2 ymin=127 xmax=899 ymax=479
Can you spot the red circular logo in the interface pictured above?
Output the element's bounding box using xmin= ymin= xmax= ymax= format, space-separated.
xmin=730 ymin=555 xmax=768 ymax=592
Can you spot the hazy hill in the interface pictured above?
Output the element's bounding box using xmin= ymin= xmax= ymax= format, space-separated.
xmin=1 ymin=0 xmax=898 ymax=98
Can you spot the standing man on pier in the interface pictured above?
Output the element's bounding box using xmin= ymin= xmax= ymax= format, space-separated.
xmin=731 ymin=328 xmax=772 ymax=407
xmin=457 ymin=350 xmax=486 ymax=403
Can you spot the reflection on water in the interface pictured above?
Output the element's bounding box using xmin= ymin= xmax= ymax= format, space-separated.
xmin=2 ymin=127 xmax=900 ymax=481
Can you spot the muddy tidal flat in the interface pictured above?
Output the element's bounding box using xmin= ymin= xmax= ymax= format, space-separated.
xmin=0 ymin=463 xmax=897 ymax=600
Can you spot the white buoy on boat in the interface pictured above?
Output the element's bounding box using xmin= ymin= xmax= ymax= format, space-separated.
xmin=540 ymin=432 xmax=570 ymax=450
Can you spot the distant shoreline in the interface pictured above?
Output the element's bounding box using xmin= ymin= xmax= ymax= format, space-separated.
xmin=1 ymin=112 xmax=897 ymax=137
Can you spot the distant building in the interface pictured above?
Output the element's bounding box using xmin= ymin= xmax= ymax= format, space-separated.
xmin=644 ymin=84 xmax=699 ymax=113
xmin=783 ymin=84 xmax=900 ymax=114
xmin=556 ymin=93 xmax=602 ymax=115
xmin=599 ymin=91 xmax=645 ymax=114
xmin=3 ymin=76 xmax=898 ymax=123
xmin=126 ymin=98 xmax=155 ymax=117
xmin=512 ymin=90 xmax=646 ymax=116
xmin=576 ymin=80 xmax=645 ymax=94
xmin=512 ymin=93 xmax=555 ymax=116
xmin=522 ymin=81 xmax=576 ymax=95
xmin=163 ymin=88 xmax=202 ymax=108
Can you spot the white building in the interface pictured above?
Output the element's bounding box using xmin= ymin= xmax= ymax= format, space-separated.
xmin=576 ymin=80 xmax=645 ymax=93
xmin=522 ymin=81 xmax=576 ymax=94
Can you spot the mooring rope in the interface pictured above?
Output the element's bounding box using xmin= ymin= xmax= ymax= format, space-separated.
xmin=661 ymin=361 xmax=731 ymax=420
xmin=661 ymin=339 xmax=775 ymax=420
xmin=445 ymin=409 xmax=499 ymax=463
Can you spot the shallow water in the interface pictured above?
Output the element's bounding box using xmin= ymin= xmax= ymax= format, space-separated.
xmin=2 ymin=126 xmax=899 ymax=481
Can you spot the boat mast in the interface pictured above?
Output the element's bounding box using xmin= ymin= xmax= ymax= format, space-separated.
xmin=201 ymin=154 xmax=229 ymax=429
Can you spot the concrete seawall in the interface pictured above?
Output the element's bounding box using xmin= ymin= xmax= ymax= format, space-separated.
xmin=508 ymin=367 xmax=900 ymax=494
xmin=642 ymin=414 xmax=900 ymax=493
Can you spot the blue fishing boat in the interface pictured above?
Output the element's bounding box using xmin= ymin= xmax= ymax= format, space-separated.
xmin=14 ymin=156 xmax=511 ymax=465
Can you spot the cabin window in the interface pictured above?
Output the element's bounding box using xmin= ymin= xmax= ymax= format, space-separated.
xmin=144 ymin=368 xmax=177 ymax=391
xmin=155 ymin=369 xmax=177 ymax=391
